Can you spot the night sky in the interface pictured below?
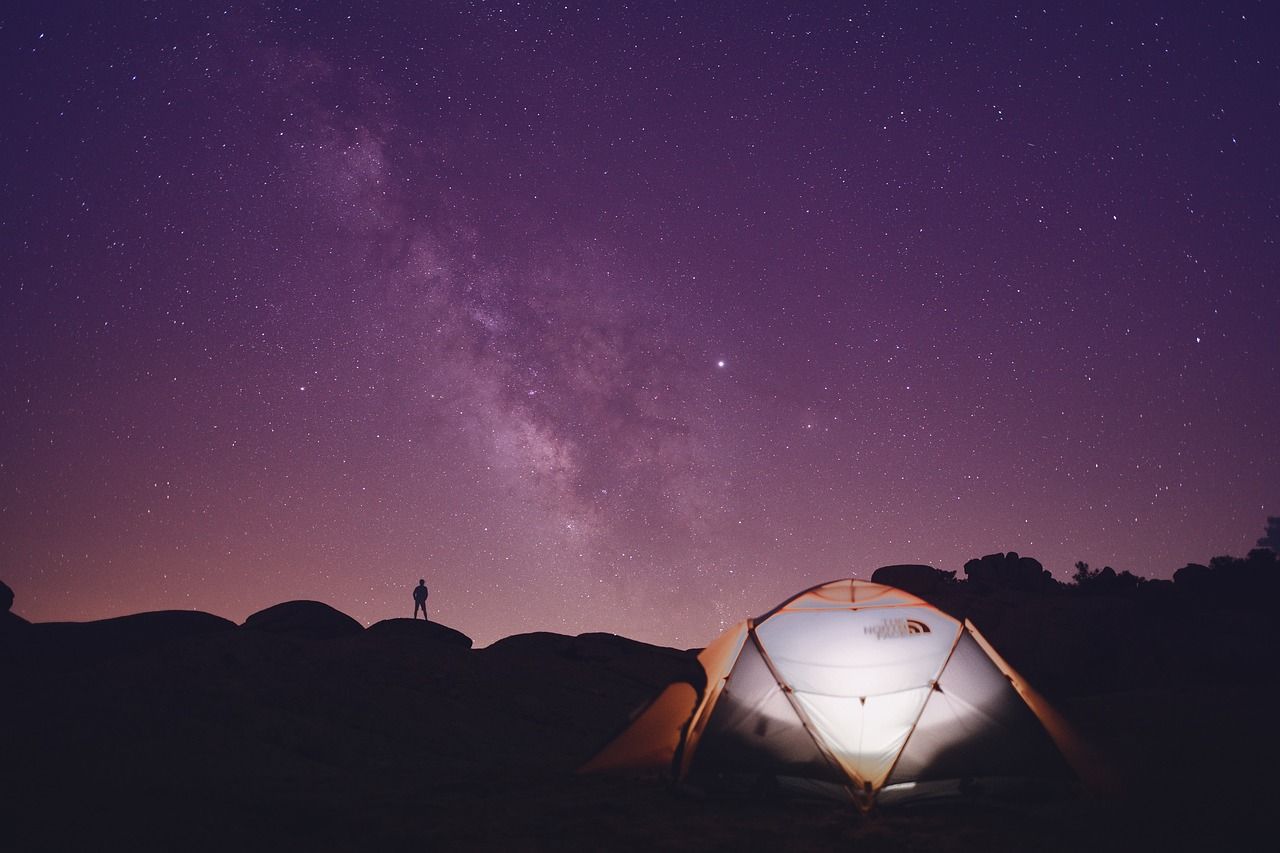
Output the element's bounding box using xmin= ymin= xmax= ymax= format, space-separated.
xmin=3 ymin=2 xmax=1277 ymax=648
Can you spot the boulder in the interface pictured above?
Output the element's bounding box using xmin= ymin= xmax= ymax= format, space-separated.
xmin=365 ymin=617 xmax=473 ymax=649
xmin=964 ymin=552 xmax=1058 ymax=592
xmin=1172 ymin=563 xmax=1211 ymax=592
xmin=871 ymin=564 xmax=956 ymax=596
xmin=241 ymin=600 xmax=363 ymax=639
xmin=1 ymin=609 xmax=30 ymax=637
xmin=12 ymin=610 xmax=234 ymax=670
xmin=0 ymin=579 xmax=27 ymax=637
xmin=484 ymin=631 xmax=703 ymax=692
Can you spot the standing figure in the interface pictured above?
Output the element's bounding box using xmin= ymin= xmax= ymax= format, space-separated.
xmin=412 ymin=579 xmax=429 ymax=620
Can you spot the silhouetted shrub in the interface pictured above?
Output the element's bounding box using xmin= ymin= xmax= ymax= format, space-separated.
xmin=1071 ymin=562 xmax=1147 ymax=595
xmin=1258 ymin=516 xmax=1280 ymax=552
xmin=1172 ymin=551 xmax=1279 ymax=604
xmin=1210 ymin=549 xmax=1280 ymax=589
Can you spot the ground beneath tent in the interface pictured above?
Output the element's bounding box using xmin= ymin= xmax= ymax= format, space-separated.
xmin=1 ymin=611 xmax=1270 ymax=852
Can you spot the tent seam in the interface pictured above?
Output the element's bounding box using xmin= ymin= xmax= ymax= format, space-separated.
xmin=879 ymin=622 xmax=966 ymax=789
xmin=747 ymin=623 xmax=864 ymax=808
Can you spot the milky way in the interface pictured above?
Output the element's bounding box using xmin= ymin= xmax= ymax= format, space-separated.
xmin=3 ymin=2 xmax=1277 ymax=646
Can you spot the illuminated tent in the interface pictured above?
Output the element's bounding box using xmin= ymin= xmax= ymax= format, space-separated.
xmin=582 ymin=579 xmax=1091 ymax=810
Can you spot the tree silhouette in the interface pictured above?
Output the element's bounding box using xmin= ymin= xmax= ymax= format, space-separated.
xmin=1259 ymin=516 xmax=1280 ymax=552
xmin=1071 ymin=560 xmax=1146 ymax=594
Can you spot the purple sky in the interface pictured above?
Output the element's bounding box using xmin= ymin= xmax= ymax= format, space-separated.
xmin=3 ymin=2 xmax=1277 ymax=647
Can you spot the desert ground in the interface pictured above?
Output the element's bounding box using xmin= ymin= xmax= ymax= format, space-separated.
xmin=1 ymin=577 xmax=1272 ymax=852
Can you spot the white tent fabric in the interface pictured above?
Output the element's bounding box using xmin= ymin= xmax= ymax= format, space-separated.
xmin=583 ymin=579 xmax=1082 ymax=810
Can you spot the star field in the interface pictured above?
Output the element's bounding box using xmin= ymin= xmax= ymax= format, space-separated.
xmin=2 ymin=2 xmax=1277 ymax=647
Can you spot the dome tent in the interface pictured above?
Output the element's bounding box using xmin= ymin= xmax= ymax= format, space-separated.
xmin=582 ymin=579 xmax=1089 ymax=811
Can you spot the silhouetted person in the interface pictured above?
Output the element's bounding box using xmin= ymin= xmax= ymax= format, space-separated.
xmin=413 ymin=579 xmax=429 ymax=620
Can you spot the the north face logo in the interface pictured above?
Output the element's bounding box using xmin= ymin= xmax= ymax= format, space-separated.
xmin=865 ymin=618 xmax=932 ymax=639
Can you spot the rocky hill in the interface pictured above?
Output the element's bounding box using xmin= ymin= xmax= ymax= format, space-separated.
xmin=0 ymin=580 xmax=1271 ymax=851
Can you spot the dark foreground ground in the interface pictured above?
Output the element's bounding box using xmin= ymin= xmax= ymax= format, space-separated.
xmin=1 ymin=591 xmax=1273 ymax=852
